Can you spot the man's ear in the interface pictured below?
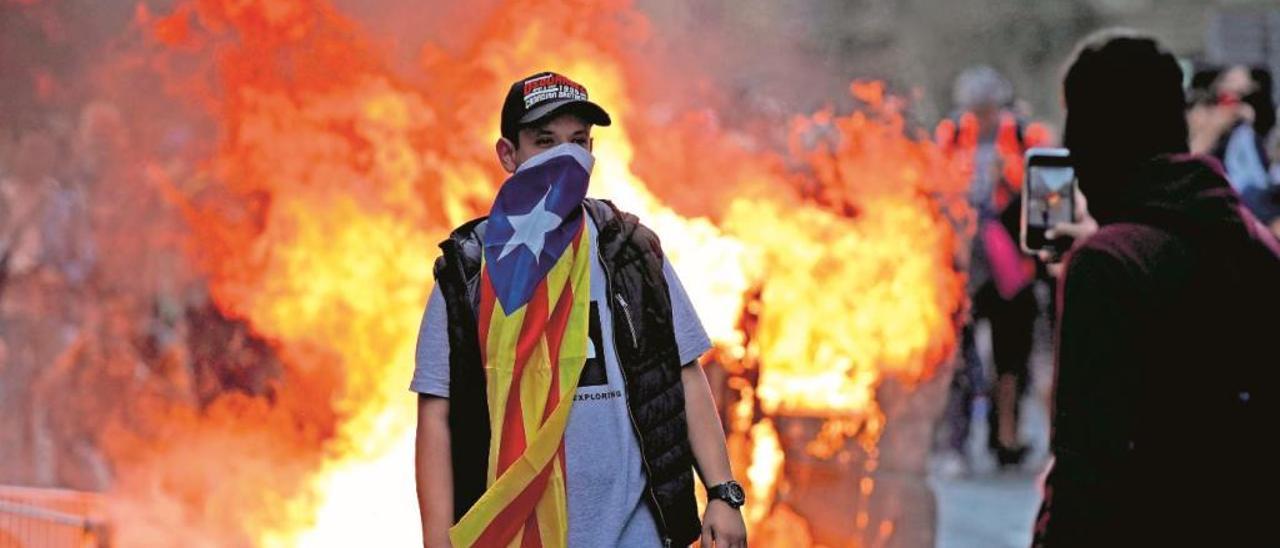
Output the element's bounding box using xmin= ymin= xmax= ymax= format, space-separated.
xmin=586 ymin=137 xmax=594 ymax=153
xmin=496 ymin=137 xmax=518 ymax=173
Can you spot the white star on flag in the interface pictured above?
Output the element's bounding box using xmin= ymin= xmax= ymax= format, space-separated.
xmin=496 ymin=187 xmax=563 ymax=264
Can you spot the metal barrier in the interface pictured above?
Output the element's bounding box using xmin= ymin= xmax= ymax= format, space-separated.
xmin=0 ymin=486 xmax=107 ymax=548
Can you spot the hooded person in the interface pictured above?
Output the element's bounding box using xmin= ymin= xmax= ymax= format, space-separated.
xmin=1034 ymin=31 xmax=1280 ymax=547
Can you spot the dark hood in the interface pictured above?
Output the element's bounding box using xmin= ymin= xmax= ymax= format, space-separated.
xmin=1086 ymin=154 xmax=1255 ymax=236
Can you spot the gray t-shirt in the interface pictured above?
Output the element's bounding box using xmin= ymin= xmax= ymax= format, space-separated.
xmin=411 ymin=217 xmax=711 ymax=548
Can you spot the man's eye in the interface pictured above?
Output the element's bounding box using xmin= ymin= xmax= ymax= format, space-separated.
xmin=573 ymin=138 xmax=587 ymax=146
xmin=535 ymin=139 xmax=553 ymax=147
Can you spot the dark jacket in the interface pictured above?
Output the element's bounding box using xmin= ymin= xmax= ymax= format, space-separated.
xmin=433 ymin=198 xmax=700 ymax=547
xmin=1035 ymin=155 xmax=1280 ymax=546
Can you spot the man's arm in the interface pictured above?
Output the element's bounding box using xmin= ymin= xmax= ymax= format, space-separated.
xmin=682 ymin=363 xmax=747 ymax=548
xmin=416 ymin=395 xmax=453 ymax=548
xmin=1053 ymin=246 xmax=1136 ymax=458
xmin=1040 ymin=244 xmax=1136 ymax=537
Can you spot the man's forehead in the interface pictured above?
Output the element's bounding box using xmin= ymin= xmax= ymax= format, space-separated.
xmin=521 ymin=113 xmax=592 ymax=134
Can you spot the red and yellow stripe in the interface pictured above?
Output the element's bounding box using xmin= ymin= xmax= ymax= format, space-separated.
xmin=450 ymin=219 xmax=592 ymax=548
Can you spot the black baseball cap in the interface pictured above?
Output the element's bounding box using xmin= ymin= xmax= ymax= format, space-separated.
xmin=500 ymin=71 xmax=612 ymax=142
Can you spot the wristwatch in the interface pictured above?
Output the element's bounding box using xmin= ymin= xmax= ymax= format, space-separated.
xmin=707 ymin=480 xmax=746 ymax=509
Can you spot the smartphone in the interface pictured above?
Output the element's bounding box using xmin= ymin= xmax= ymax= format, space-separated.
xmin=1021 ymin=147 xmax=1078 ymax=255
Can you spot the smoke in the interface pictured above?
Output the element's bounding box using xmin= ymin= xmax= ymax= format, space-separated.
xmin=1 ymin=2 xmax=335 ymax=543
xmin=1 ymin=0 xmax=202 ymax=491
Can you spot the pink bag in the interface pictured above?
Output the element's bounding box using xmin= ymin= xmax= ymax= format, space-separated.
xmin=981 ymin=221 xmax=1033 ymax=300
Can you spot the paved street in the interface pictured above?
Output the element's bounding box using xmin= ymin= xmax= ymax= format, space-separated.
xmin=932 ymin=469 xmax=1045 ymax=548
xmin=930 ymin=286 xmax=1055 ymax=548
xmin=930 ymin=407 xmax=1051 ymax=548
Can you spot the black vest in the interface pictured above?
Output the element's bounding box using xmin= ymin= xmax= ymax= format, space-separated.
xmin=433 ymin=198 xmax=700 ymax=547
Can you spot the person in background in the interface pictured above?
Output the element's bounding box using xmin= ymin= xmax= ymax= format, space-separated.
xmin=933 ymin=66 xmax=1050 ymax=474
xmin=1035 ymin=30 xmax=1280 ymax=546
xmin=1188 ymin=65 xmax=1280 ymax=224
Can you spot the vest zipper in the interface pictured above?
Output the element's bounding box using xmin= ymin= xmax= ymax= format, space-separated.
xmin=614 ymin=294 xmax=640 ymax=349
xmin=596 ymin=244 xmax=673 ymax=547
xmin=456 ymin=251 xmax=477 ymax=316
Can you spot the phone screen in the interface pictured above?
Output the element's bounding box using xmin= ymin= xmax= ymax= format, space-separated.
xmin=1022 ymin=150 xmax=1076 ymax=253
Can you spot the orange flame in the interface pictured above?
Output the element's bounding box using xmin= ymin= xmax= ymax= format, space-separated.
xmin=96 ymin=0 xmax=972 ymax=545
xmin=741 ymin=83 xmax=967 ymax=421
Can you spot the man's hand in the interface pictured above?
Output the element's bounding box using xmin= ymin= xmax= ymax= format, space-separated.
xmin=700 ymin=499 xmax=747 ymax=548
xmin=1038 ymin=189 xmax=1099 ymax=274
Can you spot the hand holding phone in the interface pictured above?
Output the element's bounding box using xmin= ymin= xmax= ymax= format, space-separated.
xmin=1020 ymin=147 xmax=1079 ymax=256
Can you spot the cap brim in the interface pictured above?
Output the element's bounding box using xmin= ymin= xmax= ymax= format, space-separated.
xmin=519 ymin=99 xmax=612 ymax=128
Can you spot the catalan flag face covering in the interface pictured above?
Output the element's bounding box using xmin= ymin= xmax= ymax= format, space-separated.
xmin=450 ymin=143 xmax=594 ymax=548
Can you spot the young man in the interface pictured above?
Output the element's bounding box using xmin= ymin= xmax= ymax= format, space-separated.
xmin=1035 ymin=31 xmax=1280 ymax=546
xmin=412 ymin=72 xmax=747 ymax=548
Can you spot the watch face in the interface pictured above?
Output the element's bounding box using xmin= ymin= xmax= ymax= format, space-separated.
xmin=727 ymin=483 xmax=745 ymax=505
